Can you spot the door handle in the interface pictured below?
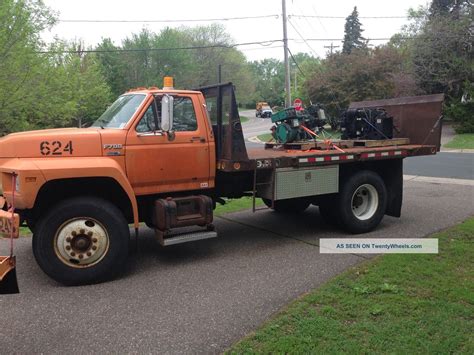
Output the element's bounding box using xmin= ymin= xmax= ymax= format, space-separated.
xmin=190 ymin=137 xmax=206 ymax=143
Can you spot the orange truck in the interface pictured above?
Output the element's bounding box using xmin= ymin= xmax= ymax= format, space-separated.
xmin=256 ymin=101 xmax=272 ymax=118
xmin=0 ymin=79 xmax=442 ymax=285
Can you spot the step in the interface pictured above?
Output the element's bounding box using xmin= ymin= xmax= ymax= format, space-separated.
xmin=157 ymin=230 xmax=218 ymax=246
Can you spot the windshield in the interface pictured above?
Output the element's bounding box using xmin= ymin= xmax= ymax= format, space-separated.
xmin=92 ymin=94 xmax=146 ymax=129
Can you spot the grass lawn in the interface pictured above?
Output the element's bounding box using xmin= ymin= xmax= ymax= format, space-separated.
xmin=240 ymin=116 xmax=250 ymax=124
xmin=444 ymin=133 xmax=474 ymax=149
xmin=215 ymin=197 xmax=264 ymax=216
xmin=229 ymin=217 xmax=474 ymax=354
xmin=19 ymin=226 xmax=31 ymax=236
xmin=257 ymin=133 xmax=273 ymax=142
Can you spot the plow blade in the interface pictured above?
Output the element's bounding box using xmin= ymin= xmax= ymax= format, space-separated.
xmin=0 ymin=256 xmax=19 ymax=294
xmin=0 ymin=208 xmax=20 ymax=294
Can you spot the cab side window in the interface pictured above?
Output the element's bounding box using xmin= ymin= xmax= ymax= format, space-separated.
xmin=173 ymin=97 xmax=198 ymax=132
xmin=136 ymin=104 xmax=159 ymax=133
xmin=135 ymin=96 xmax=197 ymax=133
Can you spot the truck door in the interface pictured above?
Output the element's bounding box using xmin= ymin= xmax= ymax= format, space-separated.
xmin=125 ymin=94 xmax=212 ymax=195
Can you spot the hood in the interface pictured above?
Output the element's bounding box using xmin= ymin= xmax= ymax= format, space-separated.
xmin=0 ymin=128 xmax=105 ymax=158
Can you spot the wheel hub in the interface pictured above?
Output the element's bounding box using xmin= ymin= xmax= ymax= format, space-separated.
xmin=71 ymin=234 xmax=92 ymax=252
xmin=54 ymin=219 xmax=109 ymax=268
xmin=351 ymin=184 xmax=379 ymax=221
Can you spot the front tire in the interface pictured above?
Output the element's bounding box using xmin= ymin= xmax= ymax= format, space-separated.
xmin=33 ymin=197 xmax=130 ymax=285
xmin=337 ymin=171 xmax=387 ymax=234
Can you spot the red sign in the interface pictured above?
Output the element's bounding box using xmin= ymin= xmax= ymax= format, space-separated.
xmin=293 ymin=98 xmax=303 ymax=111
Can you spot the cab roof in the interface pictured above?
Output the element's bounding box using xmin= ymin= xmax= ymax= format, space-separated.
xmin=125 ymin=87 xmax=201 ymax=95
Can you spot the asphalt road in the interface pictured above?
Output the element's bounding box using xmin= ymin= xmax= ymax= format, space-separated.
xmin=1 ymin=180 xmax=473 ymax=353
xmin=404 ymin=152 xmax=473 ymax=180
xmin=240 ymin=109 xmax=270 ymax=136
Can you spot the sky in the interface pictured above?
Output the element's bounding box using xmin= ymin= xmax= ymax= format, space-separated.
xmin=41 ymin=0 xmax=430 ymax=61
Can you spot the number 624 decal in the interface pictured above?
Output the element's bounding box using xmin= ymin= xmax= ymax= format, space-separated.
xmin=40 ymin=141 xmax=74 ymax=156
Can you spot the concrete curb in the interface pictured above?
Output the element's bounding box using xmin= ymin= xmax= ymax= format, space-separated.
xmin=248 ymin=136 xmax=265 ymax=144
xmin=440 ymin=148 xmax=474 ymax=154
xmin=404 ymin=175 xmax=474 ymax=186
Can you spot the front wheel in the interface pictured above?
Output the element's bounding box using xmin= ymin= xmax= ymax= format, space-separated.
xmin=33 ymin=197 xmax=130 ymax=285
xmin=337 ymin=171 xmax=387 ymax=234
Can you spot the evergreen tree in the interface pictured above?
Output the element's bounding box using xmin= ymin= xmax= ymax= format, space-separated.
xmin=429 ymin=0 xmax=472 ymax=18
xmin=342 ymin=6 xmax=366 ymax=54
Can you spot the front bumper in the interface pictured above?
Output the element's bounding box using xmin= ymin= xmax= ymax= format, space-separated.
xmin=0 ymin=207 xmax=19 ymax=239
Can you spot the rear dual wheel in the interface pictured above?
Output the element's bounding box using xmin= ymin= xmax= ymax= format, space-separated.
xmin=33 ymin=197 xmax=129 ymax=285
xmin=319 ymin=170 xmax=387 ymax=234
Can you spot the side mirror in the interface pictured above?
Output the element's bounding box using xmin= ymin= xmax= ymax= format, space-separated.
xmin=161 ymin=94 xmax=174 ymax=132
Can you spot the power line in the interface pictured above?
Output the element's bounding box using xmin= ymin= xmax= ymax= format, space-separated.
xmin=36 ymin=40 xmax=283 ymax=54
xmin=290 ymin=14 xmax=419 ymax=19
xmin=59 ymin=14 xmax=280 ymax=23
xmin=57 ymin=13 xmax=418 ymax=23
xmin=240 ymin=45 xmax=283 ymax=52
xmin=287 ymin=18 xmax=321 ymax=57
xmin=35 ymin=35 xmax=467 ymax=55
xmin=287 ymin=48 xmax=306 ymax=77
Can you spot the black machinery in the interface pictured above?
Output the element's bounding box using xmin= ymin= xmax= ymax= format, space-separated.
xmin=271 ymin=104 xmax=327 ymax=144
xmin=340 ymin=108 xmax=394 ymax=140
xmin=270 ymin=103 xmax=394 ymax=144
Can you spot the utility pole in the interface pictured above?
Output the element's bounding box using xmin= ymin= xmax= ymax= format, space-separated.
xmin=294 ymin=67 xmax=297 ymax=93
xmin=324 ymin=42 xmax=340 ymax=55
xmin=282 ymin=0 xmax=291 ymax=107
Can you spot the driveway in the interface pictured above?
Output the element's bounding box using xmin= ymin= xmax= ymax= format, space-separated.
xmin=1 ymin=180 xmax=473 ymax=353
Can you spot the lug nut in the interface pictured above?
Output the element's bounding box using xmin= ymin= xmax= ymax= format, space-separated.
xmin=92 ymin=238 xmax=98 ymax=243
xmin=86 ymin=252 xmax=92 ymax=257
xmin=92 ymin=246 xmax=97 ymax=251
xmin=80 ymin=229 xmax=85 ymax=234
xmin=87 ymin=231 xmax=93 ymax=237
xmin=78 ymin=254 xmax=84 ymax=259
xmin=66 ymin=246 xmax=71 ymax=251
xmin=70 ymin=252 xmax=76 ymax=256
xmin=71 ymin=231 xmax=77 ymax=237
xmin=66 ymin=237 xmax=72 ymax=242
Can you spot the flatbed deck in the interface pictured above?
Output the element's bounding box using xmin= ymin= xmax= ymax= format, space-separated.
xmin=217 ymin=144 xmax=437 ymax=172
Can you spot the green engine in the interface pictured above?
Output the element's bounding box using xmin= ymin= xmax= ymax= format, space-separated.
xmin=271 ymin=105 xmax=327 ymax=144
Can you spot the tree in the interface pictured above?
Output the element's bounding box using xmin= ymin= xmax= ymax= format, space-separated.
xmin=403 ymin=1 xmax=473 ymax=132
xmin=342 ymin=7 xmax=366 ymax=54
xmin=303 ymin=47 xmax=410 ymax=118
xmin=95 ymin=38 xmax=128 ymax=97
xmin=0 ymin=0 xmax=56 ymax=134
xmin=249 ymin=59 xmax=285 ymax=107
xmin=429 ymin=0 xmax=472 ymax=18
xmin=95 ymin=24 xmax=255 ymax=105
xmin=0 ymin=1 xmax=113 ymax=134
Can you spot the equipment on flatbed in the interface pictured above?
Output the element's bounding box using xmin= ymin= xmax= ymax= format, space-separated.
xmin=340 ymin=107 xmax=394 ymax=140
xmin=271 ymin=104 xmax=327 ymax=144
